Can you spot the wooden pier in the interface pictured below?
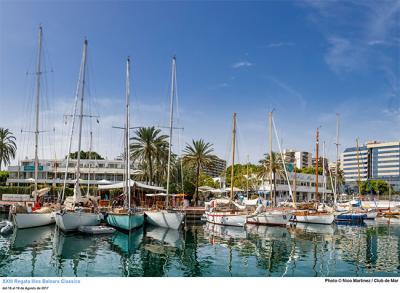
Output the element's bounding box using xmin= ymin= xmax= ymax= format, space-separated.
xmin=184 ymin=207 xmax=205 ymax=225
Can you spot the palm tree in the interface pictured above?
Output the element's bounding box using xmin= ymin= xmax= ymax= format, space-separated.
xmin=258 ymin=152 xmax=284 ymax=206
xmin=130 ymin=127 xmax=168 ymax=185
xmin=182 ymin=139 xmax=215 ymax=204
xmin=0 ymin=128 xmax=17 ymax=170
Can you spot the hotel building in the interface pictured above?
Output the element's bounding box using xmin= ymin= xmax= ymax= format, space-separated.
xmin=283 ymin=149 xmax=313 ymax=169
xmin=6 ymin=158 xmax=141 ymax=186
xmin=342 ymin=141 xmax=400 ymax=192
xmin=203 ymin=156 xmax=227 ymax=178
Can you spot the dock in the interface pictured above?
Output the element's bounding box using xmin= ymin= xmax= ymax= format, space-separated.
xmin=184 ymin=207 xmax=205 ymax=225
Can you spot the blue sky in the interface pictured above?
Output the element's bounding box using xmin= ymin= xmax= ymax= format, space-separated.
xmin=0 ymin=0 xmax=399 ymax=166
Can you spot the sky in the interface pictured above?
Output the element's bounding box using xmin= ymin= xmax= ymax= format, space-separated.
xmin=0 ymin=0 xmax=399 ymax=167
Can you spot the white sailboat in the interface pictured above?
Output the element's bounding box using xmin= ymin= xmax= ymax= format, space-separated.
xmin=205 ymin=113 xmax=248 ymax=227
xmin=246 ymin=111 xmax=294 ymax=226
xmin=106 ymin=57 xmax=144 ymax=231
xmin=145 ymin=56 xmax=185 ymax=230
xmin=55 ymin=39 xmax=101 ymax=232
xmin=291 ymin=128 xmax=334 ymax=225
xmin=12 ymin=26 xmax=56 ymax=229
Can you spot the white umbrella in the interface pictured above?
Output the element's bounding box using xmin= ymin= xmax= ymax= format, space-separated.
xmin=198 ymin=186 xmax=214 ymax=192
xmin=224 ymin=187 xmax=243 ymax=192
xmin=97 ymin=179 xmax=112 ymax=185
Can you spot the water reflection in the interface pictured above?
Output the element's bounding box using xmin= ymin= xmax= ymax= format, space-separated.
xmin=0 ymin=217 xmax=399 ymax=277
xmin=11 ymin=225 xmax=54 ymax=250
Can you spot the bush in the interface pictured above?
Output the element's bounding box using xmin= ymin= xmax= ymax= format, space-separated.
xmin=0 ymin=171 xmax=9 ymax=184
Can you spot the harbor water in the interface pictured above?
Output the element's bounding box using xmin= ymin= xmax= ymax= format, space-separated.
xmin=0 ymin=215 xmax=399 ymax=277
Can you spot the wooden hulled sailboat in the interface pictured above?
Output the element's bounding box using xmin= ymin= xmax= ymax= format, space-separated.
xmin=246 ymin=111 xmax=293 ymax=226
xmin=55 ymin=39 xmax=101 ymax=232
xmin=106 ymin=57 xmax=144 ymax=231
xmin=145 ymin=56 xmax=185 ymax=230
xmin=205 ymin=113 xmax=248 ymax=227
xmin=12 ymin=26 xmax=56 ymax=229
xmin=291 ymin=128 xmax=334 ymax=225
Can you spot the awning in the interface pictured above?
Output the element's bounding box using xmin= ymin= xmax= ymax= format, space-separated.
xmin=97 ymin=179 xmax=112 ymax=185
xmin=198 ymin=186 xmax=214 ymax=192
xmin=145 ymin=193 xmax=186 ymax=197
xmin=98 ymin=179 xmax=166 ymax=192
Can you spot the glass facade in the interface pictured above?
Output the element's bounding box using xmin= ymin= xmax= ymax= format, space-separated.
xmin=342 ymin=142 xmax=400 ymax=191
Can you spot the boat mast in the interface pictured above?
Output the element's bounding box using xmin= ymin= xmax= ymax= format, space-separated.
xmin=166 ymin=56 xmax=176 ymax=209
xmin=293 ymin=158 xmax=297 ymax=206
xmin=230 ymin=113 xmax=236 ymax=201
xmin=125 ymin=57 xmax=131 ymax=209
xmin=86 ymin=130 xmax=92 ymax=196
xmin=322 ymin=141 xmax=326 ymax=203
xmin=268 ymin=111 xmax=273 ymax=206
xmin=356 ymin=138 xmax=361 ymax=194
xmin=334 ymin=114 xmax=340 ymax=199
xmin=315 ymin=128 xmax=319 ymax=203
xmin=33 ymin=26 xmax=43 ymax=201
xmin=246 ymin=154 xmax=249 ymax=199
xmin=74 ymin=39 xmax=88 ymax=202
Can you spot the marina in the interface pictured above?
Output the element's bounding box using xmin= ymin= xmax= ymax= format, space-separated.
xmin=0 ymin=213 xmax=399 ymax=277
xmin=0 ymin=1 xmax=399 ymax=290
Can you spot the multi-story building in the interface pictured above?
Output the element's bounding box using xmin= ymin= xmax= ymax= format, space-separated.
xmin=258 ymin=172 xmax=333 ymax=202
xmin=6 ymin=158 xmax=141 ymax=186
xmin=342 ymin=141 xmax=400 ymax=192
xmin=341 ymin=145 xmax=369 ymax=183
xmin=311 ymin=156 xmax=329 ymax=172
xmin=283 ymin=149 xmax=312 ymax=169
xmin=203 ymin=156 xmax=226 ymax=178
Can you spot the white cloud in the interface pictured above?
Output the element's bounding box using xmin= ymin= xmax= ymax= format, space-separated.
xmin=265 ymin=42 xmax=294 ymax=48
xmin=232 ymin=60 xmax=253 ymax=69
xmin=324 ymin=36 xmax=367 ymax=73
xmin=267 ymin=76 xmax=307 ymax=109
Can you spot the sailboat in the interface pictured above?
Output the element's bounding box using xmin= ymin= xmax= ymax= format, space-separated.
xmin=55 ymin=39 xmax=101 ymax=232
xmin=106 ymin=57 xmax=144 ymax=231
xmin=334 ymin=138 xmax=377 ymax=222
xmin=145 ymin=57 xmax=185 ymax=229
xmin=291 ymin=128 xmax=334 ymax=225
xmin=246 ymin=111 xmax=293 ymax=226
xmin=204 ymin=113 xmax=248 ymax=227
xmin=12 ymin=26 xmax=56 ymax=229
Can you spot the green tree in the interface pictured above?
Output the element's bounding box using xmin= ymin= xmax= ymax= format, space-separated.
xmin=198 ymin=172 xmax=219 ymax=189
xmin=182 ymin=139 xmax=216 ymax=204
xmin=168 ymin=159 xmax=196 ymax=195
xmin=130 ymin=127 xmax=168 ymax=185
xmin=360 ymin=180 xmax=392 ymax=195
xmin=67 ymin=150 xmax=104 ymax=160
xmin=0 ymin=128 xmax=17 ymax=170
xmin=298 ymin=166 xmax=323 ymax=175
xmin=257 ymin=152 xmax=284 ymax=206
xmin=225 ymin=163 xmax=261 ymax=191
xmin=0 ymin=171 xmax=9 ymax=184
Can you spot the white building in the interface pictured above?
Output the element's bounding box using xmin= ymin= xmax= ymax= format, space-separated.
xmin=283 ymin=149 xmax=313 ymax=169
xmin=342 ymin=141 xmax=400 ymax=192
xmin=258 ymin=172 xmax=333 ymax=202
xmin=6 ymin=158 xmax=142 ymax=186
xmin=341 ymin=145 xmax=369 ymax=183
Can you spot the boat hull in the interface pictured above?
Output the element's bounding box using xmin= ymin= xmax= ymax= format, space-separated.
xmin=366 ymin=211 xmax=378 ymax=220
xmin=145 ymin=210 xmax=185 ymax=229
xmin=247 ymin=210 xmax=292 ymax=226
xmin=107 ymin=212 xmax=144 ymax=231
xmin=55 ymin=211 xmax=101 ymax=232
xmin=291 ymin=213 xmax=334 ymax=225
xmin=335 ymin=213 xmax=366 ymax=222
xmin=205 ymin=211 xmax=247 ymax=227
xmin=13 ymin=212 xmax=56 ymax=229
